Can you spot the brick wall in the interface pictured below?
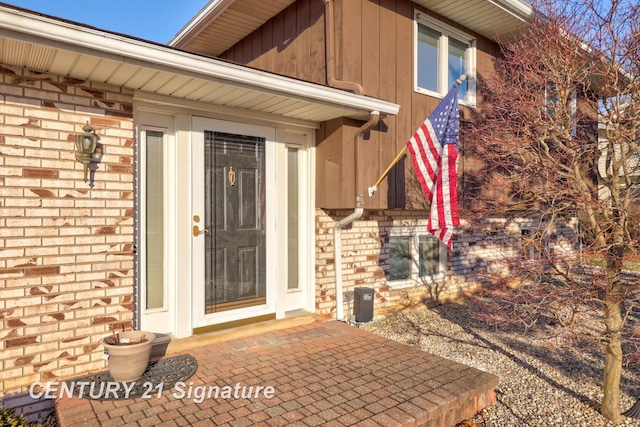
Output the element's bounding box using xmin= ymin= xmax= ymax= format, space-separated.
xmin=316 ymin=208 xmax=463 ymax=321
xmin=0 ymin=64 xmax=135 ymax=413
xmin=316 ymin=209 xmax=579 ymax=321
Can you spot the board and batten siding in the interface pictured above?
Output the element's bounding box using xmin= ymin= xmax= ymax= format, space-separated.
xmin=218 ymin=0 xmax=501 ymax=210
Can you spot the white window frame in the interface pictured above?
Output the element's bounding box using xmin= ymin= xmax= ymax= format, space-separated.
xmin=414 ymin=11 xmax=477 ymax=107
xmin=621 ymin=184 xmax=640 ymax=206
xmin=545 ymin=81 xmax=577 ymax=136
xmin=387 ymin=226 xmax=447 ymax=289
xmin=520 ymin=227 xmax=551 ymax=260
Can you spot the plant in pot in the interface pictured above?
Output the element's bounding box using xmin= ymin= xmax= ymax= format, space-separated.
xmin=101 ymin=324 xmax=156 ymax=382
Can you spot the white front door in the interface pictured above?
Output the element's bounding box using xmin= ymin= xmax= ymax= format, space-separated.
xmin=191 ymin=117 xmax=277 ymax=331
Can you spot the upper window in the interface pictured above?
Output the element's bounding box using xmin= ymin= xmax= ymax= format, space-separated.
xmin=415 ymin=12 xmax=476 ymax=106
xmin=545 ymin=81 xmax=577 ymax=135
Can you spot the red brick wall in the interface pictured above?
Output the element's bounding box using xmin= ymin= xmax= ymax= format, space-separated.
xmin=0 ymin=65 xmax=135 ymax=398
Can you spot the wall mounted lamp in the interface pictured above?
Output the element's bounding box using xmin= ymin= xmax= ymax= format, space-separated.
xmin=75 ymin=122 xmax=103 ymax=183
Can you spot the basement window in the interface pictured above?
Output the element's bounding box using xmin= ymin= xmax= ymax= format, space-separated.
xmin=387 ymin=229 xmax=447 ymax=287
xmin=521 ymin=228 xmax=552 ymax=260
xmin=389 ymin=236 xmax=411 ymax=281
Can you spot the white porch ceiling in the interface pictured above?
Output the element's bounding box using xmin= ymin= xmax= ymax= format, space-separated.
xmin=171 ymin=0 xmax=534 ymax=58
xmin=0 ymin=5 xmax=399 ymax=125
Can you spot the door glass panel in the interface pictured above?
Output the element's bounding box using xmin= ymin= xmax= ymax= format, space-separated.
xmin=204 ymin=131 xmax=266 ymax=313
xmin=287 ymin=147 xmax=299 ymax=290
xmin=145 ymin=130 xmax=164 ymax=310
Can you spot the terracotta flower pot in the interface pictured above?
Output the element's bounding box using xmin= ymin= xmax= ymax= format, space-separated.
xmin=102 ymin=331 xmax=156 ymax=382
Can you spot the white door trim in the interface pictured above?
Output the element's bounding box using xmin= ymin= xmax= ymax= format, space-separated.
xmin=136 ymin=104 xmax=315 ymax=339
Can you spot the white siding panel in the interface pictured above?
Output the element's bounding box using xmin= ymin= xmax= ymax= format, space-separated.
xmin=170 ymin=79 xmax=211 ymax=98
xmin=123 ymin=69 xmax=160 ymax=90
xmin=70 ymin=55 xmax=103 ymax=80
xmin=249 ymin=95 xmax=293 ymax=112
xmin=48 ymin=51 xmax=77 ymax=76
xmin=211 ymin=86 xmax=251 ymax=105
xmin=224 ymin=90 xmax=267 ymax=108
xmin=279 ymin=103 xmax=327 ymax=120
xmin=155 ymin=75 xmax=196 ymax=95
xmin=108 ymin=63 xmax=143 ymax=86
xmin=87 ymin=60 xmax=125 ymax=83
xmin=264 ymin=99 xmax=306 ymax=115
xmin=234 ymin=93 xmax=277 ymax=110
xmin=197 ymin=85 xmax=238 ymax=103
xmin=138 ymin=71 xmax=176 ymax=93
xmin=0 ymin=38 xmax=55 ymax=72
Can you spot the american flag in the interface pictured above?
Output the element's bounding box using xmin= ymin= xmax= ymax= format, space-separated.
xmin=406 ymin=83 xmax=461 ymax=249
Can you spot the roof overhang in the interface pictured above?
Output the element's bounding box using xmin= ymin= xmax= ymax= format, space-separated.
xmin=170 ymin=0 xmax=297 ymax=57
xmin=170 ymin=0 xmax=534 ymax=57
xmin=0 ymin=4 xmax=399 ymax=125
xmin=414 ymin=0 xmax=534 ymax=41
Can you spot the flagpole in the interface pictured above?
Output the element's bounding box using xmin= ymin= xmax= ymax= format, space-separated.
xmin=367 ymin=74 xmax=466 ymax=197
xmin=367 ymin=146 xmax=407 ymax=196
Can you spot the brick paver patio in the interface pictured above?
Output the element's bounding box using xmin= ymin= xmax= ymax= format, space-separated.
xmin=56 ymin=321 xmax=498 ymax=426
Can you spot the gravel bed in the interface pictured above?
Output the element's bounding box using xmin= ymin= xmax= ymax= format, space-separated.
xmin=363 ymin=303 xmax=640 ymax=426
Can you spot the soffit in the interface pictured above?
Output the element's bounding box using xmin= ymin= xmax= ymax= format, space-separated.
xmin=413 ymin=0 xmax=533 ymax=40
xmin=171 ymin=0 xmax=533 ymax=57
xmin=170 ymin=0 xmax=296 ymax=57
xmin=0 ymin=5 xmax=399 ymax=124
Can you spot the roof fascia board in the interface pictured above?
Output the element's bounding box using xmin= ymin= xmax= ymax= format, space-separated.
xmin=487 ymin=0 xmax=535 ymax=22
xmin=136 ymin=91 xmax=321 ymax=129
xmin=0 ymin=6 xmax=400 ymax=117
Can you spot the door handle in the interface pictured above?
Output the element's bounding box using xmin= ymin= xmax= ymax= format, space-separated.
xmin=193 ymin=225 xmax=209 ymax=237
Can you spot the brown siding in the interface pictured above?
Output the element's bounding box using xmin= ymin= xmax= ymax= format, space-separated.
xmin=315 ymin=118 xmax=356 ymax=208
xmin=220 ymin=0 xmax=327 ymax=86
xmin=221 ymin=0 xmax=500 ymax=210
xmin=377 ymin=0 xmax=398 ymax=209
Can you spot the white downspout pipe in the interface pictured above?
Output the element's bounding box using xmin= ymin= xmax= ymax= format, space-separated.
xmin=333 ymin=201 xmax=364 ymax=321
xmin=333 ymin=111 xmax=380 ymax=321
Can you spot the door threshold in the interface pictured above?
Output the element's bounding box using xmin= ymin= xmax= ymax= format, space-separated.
xmin=285 ymin=308 xmax=310 ymax=318
xmin=193 ymin=313 xmax=276 ymax=335
xmin=165 ymin=312 xmax=315 ymax=355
